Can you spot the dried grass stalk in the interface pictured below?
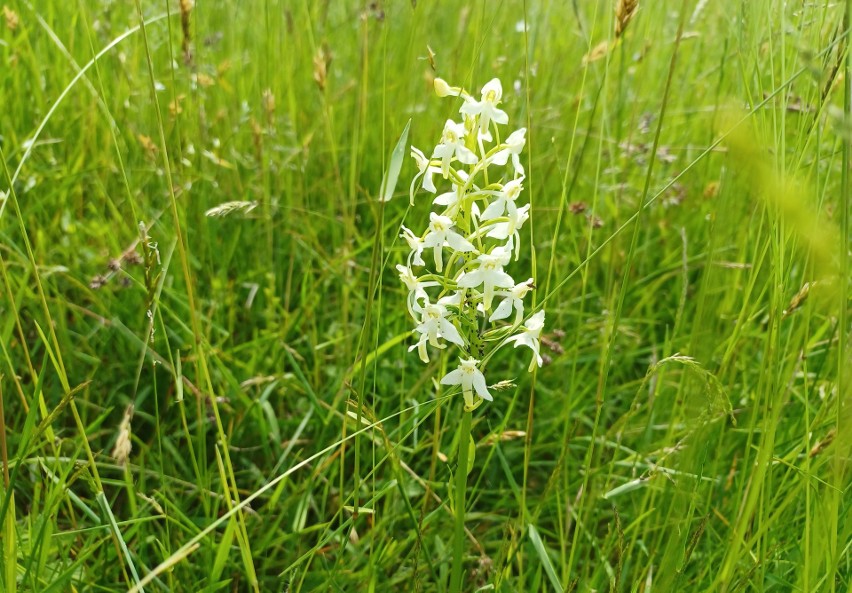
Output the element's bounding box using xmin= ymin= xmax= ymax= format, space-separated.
xmin=615 ymin=0 xmax=638 ymax=39
xmin=180 ymin=0 xmax=193 ymax=65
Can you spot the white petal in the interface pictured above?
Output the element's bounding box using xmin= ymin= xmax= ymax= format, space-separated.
xmin=410 ymin=146 xmax=428 ymax=169
xmin=506 ymin=128 xmax=526 ymax=148
xmin=423 ymin=232 xmax=442 ymax=248
xmin=440 ymin=369 xmax=464 ymax=386
xmin=418 ymin=340 xmax=429 ymax=363
xmin=438 ymin=291 xmax=462 ymax=306
xmin=480 ymin=200 xmax=505 ymax=221
xmin=456 ymin=146 xmax=478 ymax=165
xmin=483 ymin=282 xmax=495 ymax=309
xmin=409 ymin=337 xmax=429 ymax=364
xmin=511 ymin=334 xmax=534 ymax=350
xmin=441 ymin=155 xmax=451 ymax=178
xmin=493 ymin=270 xmax=516 ymax=288
xmin=457 ymin=269 xmax=483 ymax=288
xmin=423 ymin=170 xmax=437 ymax=193
xmin=489 ymin=148 xmax=510 ymax=166
xmin=432 ymin=143 xmax=453 ymax=159
xmin=486 ymin=222 xmax=511 ymax=240
xmin=445 ymin=231 xmax=475 ymax=252
xmin=439 ymin=319 xmax=465 ymax=346
xmin=491 ymin=108 xmax=509 ymax=125
xmin=527 ymin=310 xmax=546 ymax=330
xmin=460 ymin=100 xmax=483 ymax=116
xmin=433 ymin=245 xmax=444 ymax=272
xmin=433 ymin=191 xmax=456 ymax=206
xmin=481 ymin=78 xmax=502 ymax=99
xmin=472 ymin=371 xmax=492 ymax=400
xmin=411 ymin=249 xmax=425 ymax=267
xmin=489 ymin=297 xmax=514 ymax=322
xmin=512 ymin=153 xmax=525 ymax=177
xmin=513 ymin=300 xmax=525 ymax=324
xmin=493 ymin=247 xmax=512 ymax=265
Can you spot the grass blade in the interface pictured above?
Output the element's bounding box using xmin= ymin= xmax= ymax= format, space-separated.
xmin=379 ymin=119 xmax=411 ymax=202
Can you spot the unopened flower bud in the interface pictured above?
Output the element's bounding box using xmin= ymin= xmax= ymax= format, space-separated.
xmin=434 ymin=78 xmax=458 ymax=97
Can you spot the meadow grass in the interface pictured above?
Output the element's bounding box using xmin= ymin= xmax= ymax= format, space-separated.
xmin=0 ymin=0 xmax=849 ymax=591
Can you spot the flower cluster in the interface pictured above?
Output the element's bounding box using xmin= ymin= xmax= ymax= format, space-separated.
xmin=398 ymin=77 xmax=545 ymax=409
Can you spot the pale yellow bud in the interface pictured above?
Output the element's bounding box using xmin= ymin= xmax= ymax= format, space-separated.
xmin=434 ymin=78 xmax=453 ymax=97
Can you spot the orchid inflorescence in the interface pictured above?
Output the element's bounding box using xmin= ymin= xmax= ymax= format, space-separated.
xmin=398 ymin=77 xmax=545 ymax=410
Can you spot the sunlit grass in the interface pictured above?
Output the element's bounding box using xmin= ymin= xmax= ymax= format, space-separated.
xmin=0 ymin=1 xmax=849 ymax=591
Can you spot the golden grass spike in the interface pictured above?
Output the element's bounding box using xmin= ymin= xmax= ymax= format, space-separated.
xmin=615 ymin=0 xmax=639 ymax=39
xmin=2 ymin=5 xmax=18 ymax=30
xmin=180 ymin=0 xmax=193 ymax=64
xmin=111 ymin=404 xmax=135 ymax=466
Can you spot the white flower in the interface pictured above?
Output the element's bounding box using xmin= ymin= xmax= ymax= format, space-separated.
xmin=506 ymin=310 xmax=545 ymax=371
xmin=437 ymin=290 xmax=464 ymax=308
xmin=489 ymin=278 xmax=534 ymax=323
xmin=457 ymin=247 xmax=514 ymax=310
xmin=409 ymin=301 xmax=465 ymax=363
xmin=410 ymin=146 xmax=441 ymax=203
xmin=423 ymin=212 xmax=476 ymax=273
xmin=481 ymin=177 xmax=524 ymax=220
xmin=396 ymin=264 xmax=425 ymax=295
xmin=490 ymin=127 xmax=526 ymax=176
xmin=486 ymin=204 xmax=530 ymax=259
xmin=396 ymin=264 xmax=438 ymax=318
xmin=460 ymin=78 xmax=509 ymax=135
xmin=400 ymin=225 xmax=426 ymax=266
xmin=432 ymin=170 xmax=469 ymax=217
xmin=441 ymin=357 xmax=492 ymax=406
xmin=403 ymin=75 xmax=544 ymax=388
xmin=432 ymin=120 xmax=478 ymax=178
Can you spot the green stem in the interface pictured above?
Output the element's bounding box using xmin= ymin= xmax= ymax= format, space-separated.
xmin=450 ymin=408 xmax=472 ymax=593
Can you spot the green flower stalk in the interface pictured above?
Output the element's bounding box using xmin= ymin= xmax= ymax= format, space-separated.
xmin=399 ymin=76 xmax=545 ymax=591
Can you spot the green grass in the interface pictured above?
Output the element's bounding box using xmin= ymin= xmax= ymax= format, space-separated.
xmin=0 ymin=0 xmax=849 ymax=591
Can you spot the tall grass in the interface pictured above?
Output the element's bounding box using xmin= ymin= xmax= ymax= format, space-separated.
xmin=0 ymin=1 xmax=848 ymax=591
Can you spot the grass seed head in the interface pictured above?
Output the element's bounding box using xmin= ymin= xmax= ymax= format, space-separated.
xmin=111 ymin=405 xmax=134 ymax=466
xmin=180 ymin=0 xmax=193 ymax=64
xmin=615 ymin=0 xmax=639 ymax=39
xmin=2 ymin=5 xmax=17 ymax=31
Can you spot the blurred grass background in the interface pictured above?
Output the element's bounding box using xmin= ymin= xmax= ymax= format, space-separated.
xmin=0 ymin=0 xmax=849 ymax=591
